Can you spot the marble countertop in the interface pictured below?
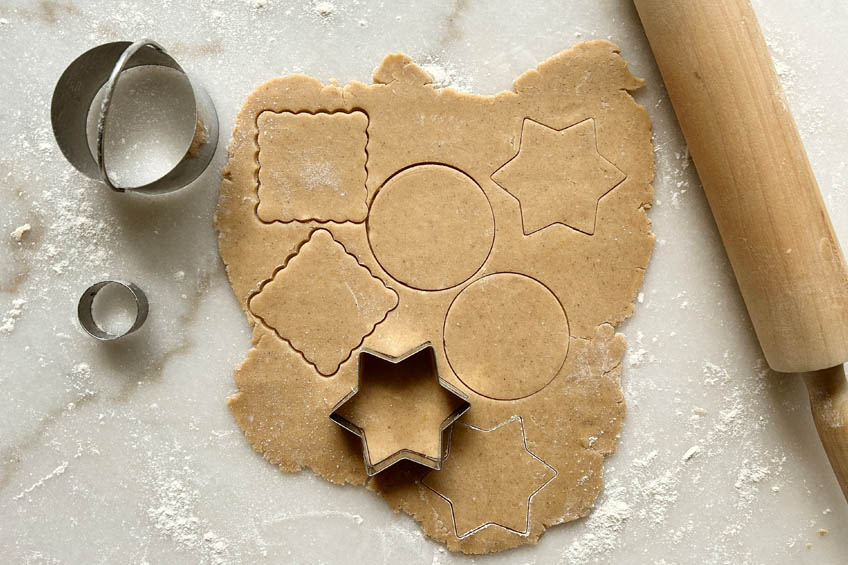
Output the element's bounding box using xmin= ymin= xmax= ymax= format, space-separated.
xmin=1 ymin=1 xmax=846 ymax=563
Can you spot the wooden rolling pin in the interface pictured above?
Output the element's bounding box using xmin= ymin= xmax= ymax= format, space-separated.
xmin=634 ymin=0 xmax=848 ymax=500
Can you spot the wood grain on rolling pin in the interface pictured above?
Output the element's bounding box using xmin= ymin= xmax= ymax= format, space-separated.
xmin=634 ymin=0 xmax=848 ymax=373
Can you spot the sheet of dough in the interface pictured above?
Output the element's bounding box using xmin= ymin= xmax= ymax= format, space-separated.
xmin=215 ymin=40 xmax=654 ymax=554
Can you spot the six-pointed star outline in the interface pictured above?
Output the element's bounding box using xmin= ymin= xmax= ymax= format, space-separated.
xmin=422 ymin=415 xmax=557 ymax=538
xmin=492 ymin=118 xmax=626 ymax=235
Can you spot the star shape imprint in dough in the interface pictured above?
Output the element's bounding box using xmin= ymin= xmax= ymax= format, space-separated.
xmin=330 ymin=343 xmax=470 ymax=475
xmin=423 ymin=416 xmax=557 ymax=538
xmin=491 ymin=118 xmax=626 ymax=235
xmin=248 ymin=229 xmax=398 ymax=376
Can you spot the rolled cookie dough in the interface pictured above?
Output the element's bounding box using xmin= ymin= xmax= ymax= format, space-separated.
xmin=215 ymin=40 xmax=654 ymax=554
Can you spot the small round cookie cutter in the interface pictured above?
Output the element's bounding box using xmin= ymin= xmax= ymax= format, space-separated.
xmin=51 ymin=39 xmax=218 ymax=194
xmin=78 ymin=280 xmax=149 ymax=341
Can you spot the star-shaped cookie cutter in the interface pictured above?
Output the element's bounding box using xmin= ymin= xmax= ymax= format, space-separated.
xmin=329 ymin=342 xmax=471 ymax=476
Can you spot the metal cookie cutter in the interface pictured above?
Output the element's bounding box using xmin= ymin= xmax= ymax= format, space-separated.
xmin=51 ymin=40 xmax=218 ymax=194
xmin=330 ymin=342 xmax=471 ymax=476
xmin=78 ymin=280 xmax=149 ymax=341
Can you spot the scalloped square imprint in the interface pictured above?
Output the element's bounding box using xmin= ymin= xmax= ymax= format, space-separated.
xmin=256 ymin=110 xmax=369 ymax=223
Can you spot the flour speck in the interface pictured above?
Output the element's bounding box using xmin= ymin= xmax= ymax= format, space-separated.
xmin=0 ymin=298 xmax=26 ymax=334
xmin=312 ymin=1 xmax=336 ymax=17
xmin=10 ymin=223 xmax=31 ymax=242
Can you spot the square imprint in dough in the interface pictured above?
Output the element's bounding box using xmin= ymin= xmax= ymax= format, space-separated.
xmin=256 ymin=110 xmax=369 ymax=223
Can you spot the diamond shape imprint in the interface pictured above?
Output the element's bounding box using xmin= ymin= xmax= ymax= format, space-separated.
xmin=249 ymin=229 xmax=398 ymax=376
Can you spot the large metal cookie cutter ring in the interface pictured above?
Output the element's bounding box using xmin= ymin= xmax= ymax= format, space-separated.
xmin=51 ymin=40 xmax=218 ymax=194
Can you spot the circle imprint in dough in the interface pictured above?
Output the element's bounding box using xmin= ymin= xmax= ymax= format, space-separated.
xmin=444 ymin=273 xmax=569 ymax=400
xmin=367 ymin=164 xmax=494 ymax=291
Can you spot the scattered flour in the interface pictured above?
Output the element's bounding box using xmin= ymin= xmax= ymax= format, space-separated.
xmin=562 ymin=489 xmax=632 ymax=563
xmin=702 ymin=361 xmax=731 ymax=386
xmin=681 ymin=445 xmax=701 ymax=462
xmin=419 ymin=62 xmax=474 ymax=92
xmin=627 ymin=330 xmax=657 ymax=367
xmin=632 ymin=449 xmax=658 ymax=469
xmin=10 ymin=223 xmax=31 ymax=241
xmin=0 ymin=298 xmax=26 ymax=334
xmin=773 ymin=59 xmax=794 ymax=88
xmin=261 ymin=508 xmax=367 ymax=526
xmin=36 ymin=181 xmax=118 ymax=281
xmin=51 ymin=259 xmax=70 ymax=274
xmin=66 ymin=362 xmax=95 ymax=402
xmin=638 ymin=470 xmax=680 ymax=525
xmin=312 ymin=1 xmax=335 ymax=17
xmin=734 ymin=461 xmax=771 ymax=508
xmin=627 ymin=347 xmax=648 ymax=367
xmin=563 ymin=356 xmax=793 ymax=563
xmin=13 ymin=460 xmax=70 ymax=501
xmin=145 ymin=445 xmax=232 ymax=565
xmin=431 ymin=546 xmax=449 ymax=565
xmin=148 ymin=476 xmax=202 ymax=547
xmin=300 ymin=161 xmax=338 ymax=190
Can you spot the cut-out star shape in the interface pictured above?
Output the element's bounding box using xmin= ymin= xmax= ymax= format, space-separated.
xmin=423 ymin=416 xmax=556 ymax=538
xmin=330 ymin=343 xmax=470 ymax=475
xmin=492 ymin=118 xmax=626 ymax=235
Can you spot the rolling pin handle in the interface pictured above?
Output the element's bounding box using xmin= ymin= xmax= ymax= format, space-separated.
xmin=803 ymin=364 xmax=848 ymax=501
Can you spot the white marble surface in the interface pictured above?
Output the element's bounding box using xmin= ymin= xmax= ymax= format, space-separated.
xmin=1 ymin=0 xmax=847 ymax=563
